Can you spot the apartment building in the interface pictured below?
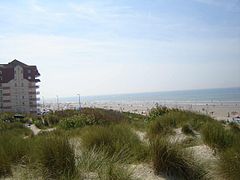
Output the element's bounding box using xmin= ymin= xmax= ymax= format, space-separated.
xmin=0 ymin=60 xmax=40 ymax=114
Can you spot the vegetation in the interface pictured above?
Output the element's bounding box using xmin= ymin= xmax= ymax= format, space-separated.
xmin=37 ymin=135 xmax=76 ymax=179
xmin=182 ymin=124 xmax=195 ymax=136
xmin=201 ymin=121 xmax=236 ymax=151
xmin=0 ymin=107 xmax=239 ymax=179
xmin=218 ymin=143 xmax=240 ymax=180
xmin=81 ymin=125 xmax=148 ymax=162
xmin=151 ymin=137 xmax=207 ymax=179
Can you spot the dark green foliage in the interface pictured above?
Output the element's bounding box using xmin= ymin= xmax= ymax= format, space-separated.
xmin=81 ymin=125 xmax=148 ymax=162
xmin=0 ymin=147 xmax=12 ymax=178
xmin=59 ymin=114 xmax=101 ymax=130
xmin=44 ymin=112 xmax=59 ymax=126
xmin=37 ymin=135 xmax=75 ymax=179
xmin=151 ymin=137 xmax=207 ymax=179
xmin=148 ymin=106 xmax=176 ymax=121
xmin=201 ymin=122 xmax=235 ymax=150
xmin=81 ymin=108 xmax=126 ymax=123
xmin=0 ymin=112 xmax=14 ymax=122
xmin=182 ymin=124 xmax=195 ymax=135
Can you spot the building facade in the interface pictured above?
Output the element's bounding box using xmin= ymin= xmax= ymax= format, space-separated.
xmin=0 ymin=60 xmax=40 ymax=114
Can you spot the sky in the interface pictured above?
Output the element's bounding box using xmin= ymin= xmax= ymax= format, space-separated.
xmin=0 ymin=0 xmax=239 ymax=98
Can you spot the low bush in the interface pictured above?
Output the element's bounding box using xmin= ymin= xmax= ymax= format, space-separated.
xmin=37 ymin=135 xmax=75 ymax=179
xmin=59 ymin=114 xmax=99 ymax=130
xmin=81 ymin=108 xmax=126 ymax=123
xmin=81 ymin=125 xmax=148 ymax=162
xmin=151 ymin=137 xmax=207 ymax=179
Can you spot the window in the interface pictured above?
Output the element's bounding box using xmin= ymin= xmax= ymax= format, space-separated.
xmin=28 ymin=76 xmax=31 ymax=80
xmin=28 ymin=69 xmax=31 ymax=73
xmin=22 ymin=96 xmax=24 ymax=99
xmin=0 ymin=71 xmax=2 ymax=74
xmin=21 ymin=83 xmax=24 ymax=87
xmin=0 ymin=76 xmax=2 ymax=81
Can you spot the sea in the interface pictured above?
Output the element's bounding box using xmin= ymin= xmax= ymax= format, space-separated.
xmin=56 ymin=87 xmax=240 ymax=104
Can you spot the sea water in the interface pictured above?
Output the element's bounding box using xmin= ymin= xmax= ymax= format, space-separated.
xmin=61 ymin=87 xmax=240 ymax=103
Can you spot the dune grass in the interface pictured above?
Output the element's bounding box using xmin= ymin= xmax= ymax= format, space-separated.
xmin=148 ymin=119 xmax=175 ymax=138
xmin=201 ymin=121 xmax=235 ymax=151
xmin=35 ymin=135 xmax=76 ymax=179
xmin=77 ymin=147 xmax=133 ymax=179
xmin=0 ymin=147 xmax=12 ymax=178
xmin=182 ymin=124 xmax=195 ymax=136
xmin=81 ymin=125 xmax=148 ymax=162
xmin=151 ymin=137 xmax=207 ymax=179
xmin=217 ymin=143 xmax=240 ymax=180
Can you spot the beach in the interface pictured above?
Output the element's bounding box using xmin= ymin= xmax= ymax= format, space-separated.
xmin=43 ymin=100 xmax=240 ymax=121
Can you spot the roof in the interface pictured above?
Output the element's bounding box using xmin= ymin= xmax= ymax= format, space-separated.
xmin=0 ymin=59 xmax=34 ymax=68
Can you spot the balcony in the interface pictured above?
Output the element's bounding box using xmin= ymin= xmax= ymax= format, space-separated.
xmin=34 ymin=79 xmax=40 ymax=83
xmin=29 ymin=91 xmax=40 ymax=95
xmin=2 ymin=87 xmax=10 ymax=90
xmin=2 ymin=93 xmax=10 ymax=96
xmin=29 ymin=85 xmax=39 ymax=89
xmin=30 ymin=97 xmax=40 ymax=101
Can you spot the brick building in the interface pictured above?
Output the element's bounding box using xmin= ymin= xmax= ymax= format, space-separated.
xmin=0 ymin=60 xmax=40 ymax=114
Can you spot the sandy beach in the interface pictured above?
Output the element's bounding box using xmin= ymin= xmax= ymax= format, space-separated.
xmin=43 ymin=100 xmax=240 ymax=121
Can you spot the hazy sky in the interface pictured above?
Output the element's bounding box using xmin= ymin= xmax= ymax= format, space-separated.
xmin=0 ymin=0 xmax=239 ymax=98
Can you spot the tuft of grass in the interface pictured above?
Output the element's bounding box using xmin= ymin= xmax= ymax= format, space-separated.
xmin=218 ymin=143 xmax=240 ymax=180
xmin=229 ymin=122 xmax=240 ymax=134
xmin=81 ymin=125 xmax=148 ymax=162
xmin=99 ymin=164 xmax=133 ymax=180
xmin=0 ymin=147 xmax=12 ymax=178
xmin=182 ymin=124 xmax=195 ymax=136
xmin=77 ymin=147 xmax=133 ymax=180
xmin=148 ymin=119 xmax=174 ymax=138
xmin=37 ymin=135 xmax=76 ymax=179
xmin=151 ymin=137 xmax=207 ymax=179
xmin=201 ymin=121 xmax=235 ymax=151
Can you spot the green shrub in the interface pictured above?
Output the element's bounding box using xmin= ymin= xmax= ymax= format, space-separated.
xmin=182 ymin=124 xmax=194 ymax=135
xmin=148 ymin=106 xmax=175 ymax=121
xmin=218 ymin=144 xmax=240 ymax=180
xmin=151 ymin=137 xmax=207 ymax=179
xmin=81 ymin=108 xmax=126 ymax=123
xmin=81 ymin=125 xmax=148 ymax=162
xmin=201 ymin=122 xmax=235 ymax=150
xmin=59 ymin=114 xmax=98 ymax=130
xmin=44 ymin=113 xmax=59 ymax=126
xmin=37 ymin=135 xmax=75 ymax=179
xmin=0 ymin=147 xmax=12 ymax=178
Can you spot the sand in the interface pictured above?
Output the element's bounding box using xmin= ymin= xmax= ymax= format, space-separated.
xmin=43 ymin=101 xmax=240 ymax=121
